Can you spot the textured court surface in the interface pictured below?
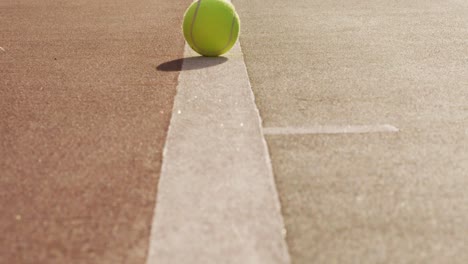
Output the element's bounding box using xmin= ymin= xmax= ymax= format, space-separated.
xmin=1 ymin=0 xmax=468 ymax=263
xmin=236 ymin=0 xmax=468 ymax=263
xmin=0 ymin=0 xmax=189 ymax=262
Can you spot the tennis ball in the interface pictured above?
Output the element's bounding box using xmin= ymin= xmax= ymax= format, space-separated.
xmin=183 ymin=0 xmax=240 ymax=57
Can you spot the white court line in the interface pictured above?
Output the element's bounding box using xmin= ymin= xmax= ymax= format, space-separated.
xmin=145 ymin=19 xmax=290 ymax=264
xmin=263 ymin=124 xmax=399 ymax=135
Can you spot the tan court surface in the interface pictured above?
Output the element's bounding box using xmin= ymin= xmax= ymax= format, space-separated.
xmin=0 ymin=0 xmax=190 ymax=263
xmin=1 ymin=0 xmax=468 ymax=263
xmin=236 ymin=0 xmax=468 ymax=263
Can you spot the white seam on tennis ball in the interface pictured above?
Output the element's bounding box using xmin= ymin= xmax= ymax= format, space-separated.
xmin=190 ymin=0 xmax=236 ymax=56
xmin=217 ymin=17 xmax=236 ymax=53
xmin=190 ymin=0 xmax=203 ymax=53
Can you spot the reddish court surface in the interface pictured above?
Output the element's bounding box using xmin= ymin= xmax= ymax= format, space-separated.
xmin=0 ymin=0 xmax=190 ymax=263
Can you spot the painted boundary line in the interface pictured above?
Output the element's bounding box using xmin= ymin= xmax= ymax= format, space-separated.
xmin=146 ymin=28 xmax=290 ymax=264
xmin=263 ymin=124 xmax=399 ymax=135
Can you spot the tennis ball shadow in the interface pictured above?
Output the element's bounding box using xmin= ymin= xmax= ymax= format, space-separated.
xmin=156 ymin=56 xmax=228 ymax=72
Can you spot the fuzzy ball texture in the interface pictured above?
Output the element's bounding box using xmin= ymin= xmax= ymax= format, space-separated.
xmin=183 ymin=0 xmax=240 ymax=57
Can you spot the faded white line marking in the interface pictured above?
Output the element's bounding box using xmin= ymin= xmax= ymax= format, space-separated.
xmin=263 ymin=124 xmax=399 ymax=135
xmin=146 ymin=14 xmax=290 ymax=264
xmin=0 ymin=47 xmax=5 ymax=52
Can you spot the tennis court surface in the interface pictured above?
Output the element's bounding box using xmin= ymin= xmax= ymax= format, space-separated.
xmin=1 ymin=0 xmax=467 ymax=263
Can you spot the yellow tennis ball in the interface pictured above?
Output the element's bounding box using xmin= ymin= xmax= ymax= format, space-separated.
xmin=183 ymin=0 xmax=240 ymax=57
